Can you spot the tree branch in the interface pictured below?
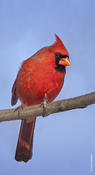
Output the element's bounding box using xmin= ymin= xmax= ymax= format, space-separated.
xmin=0 ymin=92 xmax=95 ymax=122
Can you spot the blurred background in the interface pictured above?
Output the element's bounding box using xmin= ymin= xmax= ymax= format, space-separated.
xmin=0 ymin=0 xmax=95 ymax=174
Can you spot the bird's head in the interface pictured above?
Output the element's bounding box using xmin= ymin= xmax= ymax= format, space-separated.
xmin=48 ymin=34 xmax=71 ymax=73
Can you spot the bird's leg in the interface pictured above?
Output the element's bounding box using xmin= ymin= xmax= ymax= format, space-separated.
xmin=42 ymin=93 xmax=49 ymax=117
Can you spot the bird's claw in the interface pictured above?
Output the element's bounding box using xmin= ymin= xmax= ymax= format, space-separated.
xmin=14 ymin=104 xmax=24 ymax=112
xmin=14 ymin=104 xmax=25 ymax=118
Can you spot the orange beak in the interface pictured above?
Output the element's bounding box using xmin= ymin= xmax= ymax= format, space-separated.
xmin=59 ymin=57 xmax=71 ymax=66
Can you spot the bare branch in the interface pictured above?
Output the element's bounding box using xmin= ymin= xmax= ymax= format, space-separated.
xmin=0 ymin=92 xmax=95 ymax=122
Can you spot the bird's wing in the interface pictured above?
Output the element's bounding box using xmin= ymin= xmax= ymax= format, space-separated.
xmin=11 ymin=79 xmax=18 ymax=106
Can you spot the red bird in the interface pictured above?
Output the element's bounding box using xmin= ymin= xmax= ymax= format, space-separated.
xmin=11 ymin=34 xmax=71 ymax=162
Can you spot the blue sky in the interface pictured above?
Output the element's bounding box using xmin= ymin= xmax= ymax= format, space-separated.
xmin=0 ymin=0 xmax=95 ymax=174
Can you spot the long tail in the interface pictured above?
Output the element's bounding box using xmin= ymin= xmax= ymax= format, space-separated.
xmin=15 ymin=117 xmax=36 ymax=162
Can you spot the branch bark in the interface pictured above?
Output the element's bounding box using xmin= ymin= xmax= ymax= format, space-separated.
xmin=0 ymin=92 xmax=95 ymax=122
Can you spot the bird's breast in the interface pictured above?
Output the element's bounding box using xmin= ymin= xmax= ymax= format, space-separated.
xmin=16 ymin=59 xmax=65 ymax=105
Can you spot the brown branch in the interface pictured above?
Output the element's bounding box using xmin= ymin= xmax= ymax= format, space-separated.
xmin=0 ymin=92 xmax=95 ymax=122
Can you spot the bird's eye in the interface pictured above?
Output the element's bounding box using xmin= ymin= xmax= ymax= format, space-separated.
xmin=55 ymin=53 xmax=63 ymax=59
xmin=55 ymin=53 xmax=69 ymax=59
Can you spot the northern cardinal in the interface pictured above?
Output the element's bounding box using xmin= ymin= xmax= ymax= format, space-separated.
xmin=11 ymin=34 xmax=71 ymax=162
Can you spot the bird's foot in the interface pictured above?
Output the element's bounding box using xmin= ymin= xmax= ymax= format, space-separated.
xmin=14 ymin=104 xmax=24 ymax=112
xmin=41 ymin=93 xmax=49 ymax=117
xmin=14 ymin=104 xmax=26 ymax=119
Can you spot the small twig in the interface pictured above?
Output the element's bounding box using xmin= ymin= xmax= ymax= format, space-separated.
xmin=0 ymin=92 xmax=95 ymax=122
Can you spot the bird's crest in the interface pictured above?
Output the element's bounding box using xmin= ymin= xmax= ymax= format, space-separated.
xmin=55 ymin=34 xmax=65 ymax=47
